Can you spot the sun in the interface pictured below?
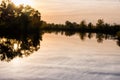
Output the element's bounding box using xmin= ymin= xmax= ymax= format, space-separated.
xmin=12 ymin=0 xmax=33 ymax=6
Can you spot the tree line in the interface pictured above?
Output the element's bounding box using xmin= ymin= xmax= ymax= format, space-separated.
xmin=0 ymin=0 xmax=120 ymax=38
xmin=0 ymin=0 xmax=120 ymax=61
xmin=41 ymin=20 xmax=120 ymax=34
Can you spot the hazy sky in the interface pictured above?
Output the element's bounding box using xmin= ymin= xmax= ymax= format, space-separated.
xmin=30 ymin=0 xmax=120 ymax=24
xmin=1 ymin=0 xmax=120 ymax=24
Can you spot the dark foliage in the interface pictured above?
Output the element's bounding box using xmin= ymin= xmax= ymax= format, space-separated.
xmin=0 ymin=30 xmax=42 ymax=62
xmin=0 ymin=0 xmax=120 ymax=62
xmin=0 ymin=0 xmax=41 ymax=33
xmin=40 ymin=19 xmax=120 ymax=37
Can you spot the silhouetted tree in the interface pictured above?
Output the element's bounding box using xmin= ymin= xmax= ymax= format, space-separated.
xmin=88 ymin=22 xmax=94 ymax=30
xmin=79 ymin=20 xmax=87 ymax=31
xmin=0 ymin=0 xmax=41 ymax=32
xmin=65 ymin=21 xmax=74 ymax=29
xmin=96 ymin=19 xmax=104 ymax=31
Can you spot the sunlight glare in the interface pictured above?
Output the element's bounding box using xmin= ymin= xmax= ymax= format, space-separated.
xmin=13 ymin=43 xmax=18 ymax=51
xmin=12 ymin=0 xmax=33 ymax=6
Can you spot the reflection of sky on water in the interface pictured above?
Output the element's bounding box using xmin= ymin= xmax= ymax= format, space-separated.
xmin=0 ymin=33 xmax=120 ymax=80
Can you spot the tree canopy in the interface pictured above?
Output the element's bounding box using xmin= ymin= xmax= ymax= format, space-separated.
xmin=0 ymin=0 xmax=41 ymax=30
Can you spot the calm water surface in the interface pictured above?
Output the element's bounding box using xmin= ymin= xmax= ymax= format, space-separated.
xmin=0 ymin=33 xmax=120 ymax=80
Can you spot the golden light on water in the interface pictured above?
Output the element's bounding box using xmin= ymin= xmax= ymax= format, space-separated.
xmin=13 ymin=43 xmax=21 ymax=51
xmin=12 ymin=0 xmax=33 ymax=6
xmin=13 ymin=43 xmax=18 ymax=51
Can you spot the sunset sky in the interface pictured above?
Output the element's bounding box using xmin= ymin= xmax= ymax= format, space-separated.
xmin=1 ymin=0 xmax=120 ymax=24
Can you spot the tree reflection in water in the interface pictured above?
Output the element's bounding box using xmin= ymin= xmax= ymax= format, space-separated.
xmin=43 ymin=30 xmax=120 ymax=47
xmin=0 ymin=30 xmax=119 ymax=62
xmin=0 ymin=32 xmax=42 ymax=62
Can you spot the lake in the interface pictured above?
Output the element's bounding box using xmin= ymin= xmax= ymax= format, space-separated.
xmin=0 ymin=32 xmax=120 ymax=80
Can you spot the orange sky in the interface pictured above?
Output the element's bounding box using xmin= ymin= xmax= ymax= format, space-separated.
xmin=31 ymin=0 xmax=120 ymax=24
xmin=1 ymin=0 xmax=120 ymax=24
